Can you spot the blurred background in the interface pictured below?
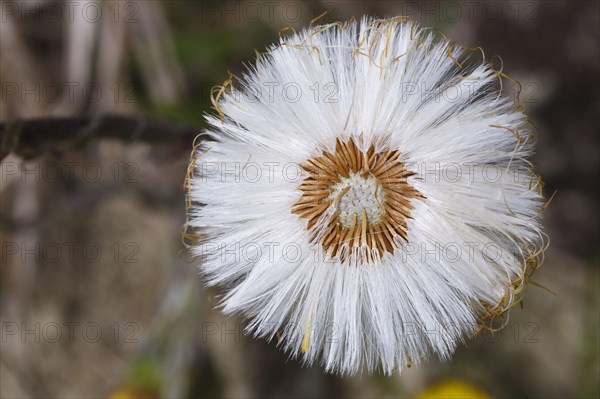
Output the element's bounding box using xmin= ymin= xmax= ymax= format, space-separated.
xmin=0 ymin=0 xmax=598 ymax=398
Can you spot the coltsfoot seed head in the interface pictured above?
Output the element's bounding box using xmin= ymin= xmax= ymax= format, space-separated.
xmin=187 ymin=16 xmax=547 ymax=376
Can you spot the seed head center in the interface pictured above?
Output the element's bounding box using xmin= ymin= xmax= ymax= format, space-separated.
xmin=329 ymin=172 xmax=385 ymax=228
xmin=292 ymin=137 xmax=423 ymax=264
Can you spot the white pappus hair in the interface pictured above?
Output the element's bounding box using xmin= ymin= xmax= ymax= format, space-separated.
xmin=186 ymin=16 xmax=547 ymax=376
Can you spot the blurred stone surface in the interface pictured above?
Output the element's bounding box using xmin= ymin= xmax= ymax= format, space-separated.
xmin=1 ymin=140 xmax=191 ymax=398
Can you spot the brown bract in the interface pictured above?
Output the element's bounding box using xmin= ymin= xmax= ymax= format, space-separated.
xmin=292 ymin=137 xmax=423 ymax=264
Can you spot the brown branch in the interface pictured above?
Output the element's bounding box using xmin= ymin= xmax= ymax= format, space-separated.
xmin=0 ymin=114 xmax=202 ymax=161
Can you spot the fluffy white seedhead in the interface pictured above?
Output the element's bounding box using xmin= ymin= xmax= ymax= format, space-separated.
xmin=187 ymin=17 xmax=546 ymax=375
